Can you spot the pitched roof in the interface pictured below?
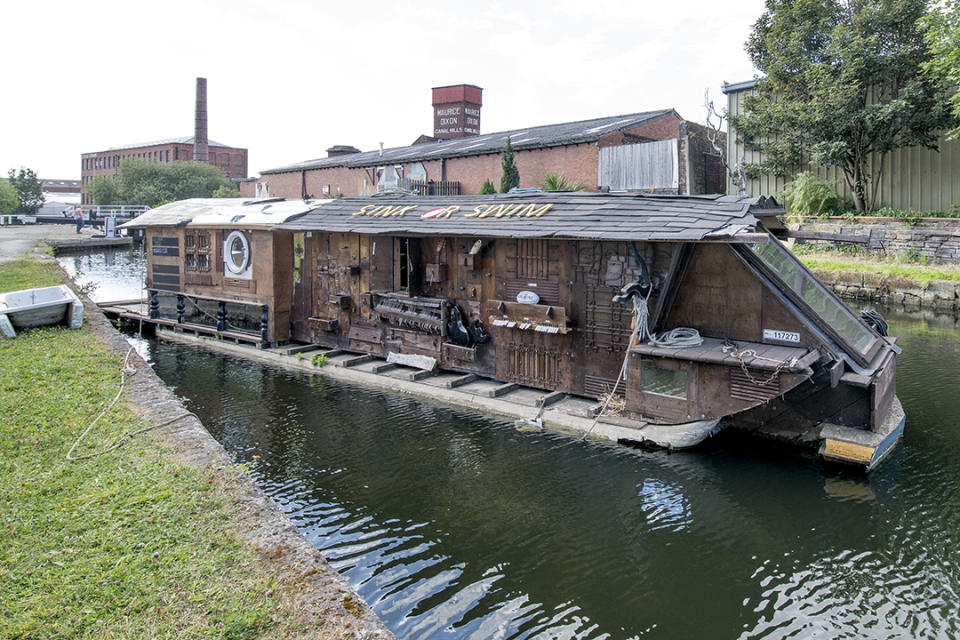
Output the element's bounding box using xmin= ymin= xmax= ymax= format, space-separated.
xmin=273 ymin=192 xmax=782 ymax=242
xmin=261 ymin=109 xmax=679 ymax=175
xmin=95 ymin=137 xmax=242 ymax=153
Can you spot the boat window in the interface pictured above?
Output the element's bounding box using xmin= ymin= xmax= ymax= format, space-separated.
xmin=748 ymin=238 xmax=875 ymax=355
xmin=642 ymin=366 xmax=687 ymax=399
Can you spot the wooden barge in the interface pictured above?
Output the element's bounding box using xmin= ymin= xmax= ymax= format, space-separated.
xmin=119 ymin=194 xmax=904 ymax=470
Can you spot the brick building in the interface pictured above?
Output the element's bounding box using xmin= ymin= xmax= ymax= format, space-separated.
xmin=243 ymin=85 xmax=724 ymax=200
xmin=80 ymin=137 xmax=248 ymax=204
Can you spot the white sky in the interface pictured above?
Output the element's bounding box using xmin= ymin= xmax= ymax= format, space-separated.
xmin=2 ymin=0 xmax=764 ymax=180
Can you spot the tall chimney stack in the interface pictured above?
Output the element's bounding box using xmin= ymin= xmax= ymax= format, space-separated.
xmin=432 ymin=84 xmax=482 ymax=140
xmin=194 ymin=77 xmax=209 ymax=163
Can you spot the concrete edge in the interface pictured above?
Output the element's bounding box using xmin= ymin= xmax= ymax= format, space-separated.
xmin=155 ymin=328 xmax=720 ymax=451
xmin=85 ymin=301 xmax=395 ymax=638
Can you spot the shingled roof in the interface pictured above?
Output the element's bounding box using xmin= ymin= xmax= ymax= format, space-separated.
xmin=274 ymin=192 xmax=783 ymax=242
xmin=261 ymin=109 xmax=679 ymax=175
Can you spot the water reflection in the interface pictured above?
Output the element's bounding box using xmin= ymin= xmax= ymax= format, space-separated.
xmin=59 ymin=246 xmax=146 ymax=302
xmin=137 ymin=309 xmax=960 ymax=640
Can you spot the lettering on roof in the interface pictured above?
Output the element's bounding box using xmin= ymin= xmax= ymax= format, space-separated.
xmin=351 ymin=203 xmax=554 ymax=220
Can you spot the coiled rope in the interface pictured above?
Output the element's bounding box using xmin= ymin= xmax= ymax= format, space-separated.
xmin=66 ymin=346 xmax=197 ymax=461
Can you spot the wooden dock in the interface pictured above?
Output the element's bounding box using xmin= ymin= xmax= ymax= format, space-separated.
xmin=97 ymin=299 xmax=262 ymax=346
xmin=48 ymin=237 xmax=133 ymax=254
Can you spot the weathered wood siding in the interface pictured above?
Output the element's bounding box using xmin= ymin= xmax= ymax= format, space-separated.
xmin=725 ymin=85 xmax=960 ymax=211
xmin=598 ymin=140 xmax=679 ymax=191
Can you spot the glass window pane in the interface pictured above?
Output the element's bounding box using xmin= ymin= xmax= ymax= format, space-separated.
xmin=642 ymin=366 xmax=687 ymax=399
xmin=749 ymin=240 xmax=874 ymax=354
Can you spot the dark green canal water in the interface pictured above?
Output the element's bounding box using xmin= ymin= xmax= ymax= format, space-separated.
xmin=69 ymin=250 xmax=960 ymax=639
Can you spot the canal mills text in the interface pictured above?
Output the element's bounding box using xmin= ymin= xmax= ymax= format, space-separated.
xmin=117 ymin=192 xmax=905 ymax=470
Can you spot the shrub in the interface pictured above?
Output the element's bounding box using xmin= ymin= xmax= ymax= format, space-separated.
xmin=479 ymin=179 xmax=496 ymax=195
xmin=779 ymin=172 xmax=841 ymax=217
xmin=539 ymin=173 xmax=585 ymax=191
xmin=310 ymin=353 xmax=327 ymax=367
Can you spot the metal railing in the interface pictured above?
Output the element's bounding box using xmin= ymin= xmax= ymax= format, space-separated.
xmin=379 ymin=178 xmax=462 ymax=196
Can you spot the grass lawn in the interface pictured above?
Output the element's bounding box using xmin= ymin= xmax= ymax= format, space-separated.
xmin=791 ymin=245 xmax=960 ymax=286
xmin=0 ymin=259 xmax=320 ymax=639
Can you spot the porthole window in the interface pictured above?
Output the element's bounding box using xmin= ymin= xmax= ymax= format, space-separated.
xmin=224 ymin=231 xmax=250 ymax=275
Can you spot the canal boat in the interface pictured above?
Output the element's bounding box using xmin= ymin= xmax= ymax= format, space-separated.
xmin=120 ymin=193 xmax=904 ymax=470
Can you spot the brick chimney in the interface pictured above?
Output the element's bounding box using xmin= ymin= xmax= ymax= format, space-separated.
xmin=194 ymin=77 xmax=208 ymax=163
xmin=432 ymin=84 xmax=482 ymax=140
xmin=326 ymin=145 xmax=361 ymax=157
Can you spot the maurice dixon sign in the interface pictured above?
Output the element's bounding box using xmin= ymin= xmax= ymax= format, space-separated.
xmin=351 ymin=203 xmax=554 ymax=220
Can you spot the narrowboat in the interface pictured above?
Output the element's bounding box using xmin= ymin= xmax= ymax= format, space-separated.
xmin=121 ymin=193 xmax=904 ymax=470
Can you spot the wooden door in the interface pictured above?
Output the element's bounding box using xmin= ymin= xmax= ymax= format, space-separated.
xmin=290 ymin=233 xmax=314 ymax=342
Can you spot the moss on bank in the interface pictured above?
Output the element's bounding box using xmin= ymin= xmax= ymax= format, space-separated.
xmin=0 ymin=260 xmax=359 ymax=639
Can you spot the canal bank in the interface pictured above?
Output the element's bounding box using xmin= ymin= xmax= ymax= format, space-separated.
xmin=0 ymin=230 xmax=393 ymax=638
xmin=81 ymin=295 xmax=394 ymax=639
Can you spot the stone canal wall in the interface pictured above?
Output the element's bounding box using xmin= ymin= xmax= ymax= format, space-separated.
xmin=794 ymin=217 xmax=960 ymax=264
xmin=811 ymin=268 xmax=960 ymax=312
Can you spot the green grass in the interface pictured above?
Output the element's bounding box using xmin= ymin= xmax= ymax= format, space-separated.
xmin=0 ymin=261 xmax=320 ymax=639
xmin=798 ymin=254 xmax=960 ymax=285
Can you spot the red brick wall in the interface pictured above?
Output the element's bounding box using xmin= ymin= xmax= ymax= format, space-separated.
xmin=251 ymin=115 xmax=684 ymax=200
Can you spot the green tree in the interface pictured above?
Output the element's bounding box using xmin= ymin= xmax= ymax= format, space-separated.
xmin=500 ymin=136 xmax=519 ymax=193
xmin=117 ymin=159 xmax=234 ymax=207
xmin=213 ymin=183 xmax=240 ymax=198
xmin=0 ymin=181 xmax=18 ymax=215
xmin=479 ymin=179 xmax=496 ymax=194
xmin=539 ymin=173 xmax=585 ymax=191
xmin=734 ymin=0 xmax=957 ymax=211
xmin=6 ymin=167 xmax=44 ymax=214
xmin=88 ymin=175 xmax=122 ymax=205
xmin=923 ymin=0 xmax=960 ymax=139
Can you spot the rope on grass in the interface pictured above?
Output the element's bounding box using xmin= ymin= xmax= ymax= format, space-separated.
xmin=66 ymin=347 xmax=198 ymax=462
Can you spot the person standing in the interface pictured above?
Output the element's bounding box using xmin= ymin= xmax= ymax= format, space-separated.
xmin=74 ymin=206 xmax=84 ymax=234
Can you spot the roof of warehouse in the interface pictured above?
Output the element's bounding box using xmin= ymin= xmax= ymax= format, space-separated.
xmin=261 ymin=109 xmax=679 ymax=175
xmin=273 ymin=192 xmax=782 ymax=242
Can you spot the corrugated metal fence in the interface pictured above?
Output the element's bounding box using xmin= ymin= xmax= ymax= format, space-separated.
xmin=598 ymin=139 xmax=679 ymax=191
xmin=725 ymin=85 xmax=960 ymax=211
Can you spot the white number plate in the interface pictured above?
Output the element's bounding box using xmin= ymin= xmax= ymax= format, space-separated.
xmin=763 ymin=329 xmax=800 ymax=343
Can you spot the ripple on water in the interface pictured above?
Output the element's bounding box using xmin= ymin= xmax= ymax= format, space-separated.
xmin=135 ymin=314 xmax=960 ymax=640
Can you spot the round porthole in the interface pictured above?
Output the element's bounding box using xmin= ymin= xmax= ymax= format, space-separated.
xmin=224 ymin=231 xmax=250 ymax=275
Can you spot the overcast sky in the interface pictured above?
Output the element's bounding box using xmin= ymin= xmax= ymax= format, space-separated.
xmin=3 ymin=0 xmax=765 ymax=180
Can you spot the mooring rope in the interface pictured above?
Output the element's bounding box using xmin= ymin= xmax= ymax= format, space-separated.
xmin=66 ymin=346 xmax=198 ymax=461
xmin=579 ymin=289 xmax=706 ymax=440
xmin=580 ymin=290 xmax=651 ymax=440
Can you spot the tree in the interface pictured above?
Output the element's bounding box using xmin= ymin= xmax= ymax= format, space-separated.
xmin=0 ymin=180 xmax=18 ymax=215
xmin=923 ymin=0 xmax=960 ymax=139
xmin=704 ymin=90 xmax=748 ymax=197
xmin=733 ymin=0 xmax=957 ymax=211
xmin=88 ymin=175 xmax=122 ymax=205
xmin=479 ymin=179 xmax=496 ymax=194
xmin=6 ymin=167 xmax=44 ymax=214
xmin=539 ymin=173 xmax=584 ymax=191
xmin=117 ymin=158 xmax=234 ymax=207
xmin=500 ymin=137 xmax=519 ymax=193
xmin=213 ymin=184 xmax=240 ymax=198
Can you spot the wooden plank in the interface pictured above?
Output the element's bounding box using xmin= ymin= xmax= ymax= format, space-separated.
xmin=485 ymin=383 xmax=519 ymax=398
xmin=444 ymin=373 xmax=478 ymax=389
xmin=387 ymin=352 xmax=438 ymax=372
xmin=339 ymin=355 xmax=375 ymax=368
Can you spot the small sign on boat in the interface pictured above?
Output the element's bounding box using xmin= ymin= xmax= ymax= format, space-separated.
xmin=516 ymin=291 xmax=540 ymax=304
xmin=764 ymin=329 xmax=801 ymax=343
